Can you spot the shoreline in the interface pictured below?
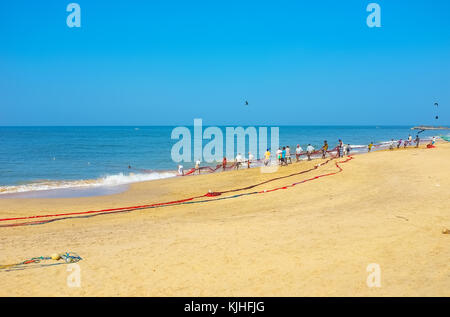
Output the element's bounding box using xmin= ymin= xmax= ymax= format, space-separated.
xmin=0 ymin=137 xmax=442 ymax=199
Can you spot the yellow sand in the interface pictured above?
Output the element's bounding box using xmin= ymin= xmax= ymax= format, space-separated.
xmin=1 ymin=143 xmax=449 ymax=296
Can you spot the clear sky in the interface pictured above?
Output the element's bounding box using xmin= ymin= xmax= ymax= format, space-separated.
xmin=0 ymin=0 xmax=449 ymax=126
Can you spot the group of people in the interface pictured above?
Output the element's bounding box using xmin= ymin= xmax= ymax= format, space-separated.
xmin=370 ymin=134 xmax=437 ymax=152
xmin=386 ymin=134 xmax=433 ymax=151
xmin=179 ymin=134 xmax=438 ymax=175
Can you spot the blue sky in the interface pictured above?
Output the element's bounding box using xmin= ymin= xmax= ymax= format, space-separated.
xmin=0 ymin=0 xmax=449 ymax=126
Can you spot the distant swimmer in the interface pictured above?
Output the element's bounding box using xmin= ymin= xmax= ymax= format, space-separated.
xmin=368 ymin=142 xmax=374 ymax=152
xmin=245 ymin=101 xmax=249 ymax=106
xmin=321 ymin=140 xmax=328 ymax=159
xmin=295 ymin=144 xmax=303 ymax=162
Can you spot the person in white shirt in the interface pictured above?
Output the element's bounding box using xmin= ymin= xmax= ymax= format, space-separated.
xmin=276 ymin=148 xmax=282 ymax=165
xmin=295 ymin=144 xmax=303 ymax=162
xmin=178 ymin=164 xmax=184 ymax=176
xmin=235 ymin=153 xmax=243 ymax=170
xmin=389 ymin=139 xmax=395 ymax=150
xmin=247 ymin=152 xmax=254 ymax=168
xmin=306 ymin=144 xmax=314 ymax=161
xmin=195 ymin=159 xmax=201 ymax=174
xmin=286 ymin=146 xmax=291 ymax=164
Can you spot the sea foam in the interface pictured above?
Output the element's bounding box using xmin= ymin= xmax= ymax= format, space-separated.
xmin=0 ymin=171 xmax=177 ymax=195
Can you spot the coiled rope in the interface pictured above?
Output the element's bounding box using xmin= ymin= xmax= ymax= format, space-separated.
xmin=0 ymin=252 xmax=82 ymax=272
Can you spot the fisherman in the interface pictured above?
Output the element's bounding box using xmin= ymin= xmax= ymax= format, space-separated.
xmin=389 ymin=139 xmax=395 ymax=150
xmin=264 ymin=149 xmax=271 ymax=166
xmin=321 ymin=140 xmax=328 ymax=159
xmin=195 ymin=159 xmax=201 ymax=174
xmin=276 ymin=147 xmax=282 ymax=165
xmin=286 ymin=146 xmax=291 ymax=164
xmin=281 ymin=147 xmax=288 ymax=166
xmin=247 ymin=152 xmax=254 ymax=168
xmin=346 ymin=144 xmax=351 ymax=155
xmin=235 ymin=153 xmax=243 ymax=170
xmin=306 ymin=144 xmax=314 ymax=161
xmin=338 ymin=139 xmax=344 ymax=157
xmin=295 ymin=144 xmax=303 ymax=162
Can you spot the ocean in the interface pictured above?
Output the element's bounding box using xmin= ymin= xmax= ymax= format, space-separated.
xmin=0 ymin=126 xmax=444 ymax=197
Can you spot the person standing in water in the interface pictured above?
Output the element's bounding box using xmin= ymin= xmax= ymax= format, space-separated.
xmin=346 ymin=144 xmax=351 ymax=156
xmin=306 ymin=144 xmax=314 ymax=161
xmin=321 ymin=140 xmax=328 ymax=159
xmin=264 ymin=149 xmax=271 ymax=166
xmin=415 ymin=135 xmax=420 ymax=148
xmin=195 ymin=159 xmax=201 ymax=174
xmin=276 ymin=147 xmax=282 ymax=165
xmin=178 ymin=164 xmax=184 ymax=176
xmin=247 ymin=152 xmax=254 ymax=168
xmin=368 ymin=141 xmax=374 ymax=152
xmin=338 ymin=139 xmax=344 ymax=157
xmin=389 ymin=139 xmax=395 ymax=150
xmin=295 ymin=144 xmax=303 ymax=162
xmin=235 ymin=153 xmax=243 ymax=170
xmin=286 ymin=146 xmax=291 ymax=164
xmin=281 ymin=147 xmax=287 ymax=166
xmin=222 ymin=157 xmax=227 ymax=171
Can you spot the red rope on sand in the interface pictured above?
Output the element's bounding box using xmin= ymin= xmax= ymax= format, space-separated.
xmin=0 ymin=156 xmax=353 ymax=226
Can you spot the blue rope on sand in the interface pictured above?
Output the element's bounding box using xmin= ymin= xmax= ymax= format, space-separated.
xmin=0 ymin=252 xmax=82 ymax=272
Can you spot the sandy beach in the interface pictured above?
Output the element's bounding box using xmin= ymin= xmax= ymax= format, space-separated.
xmin=1 ymin=143 xmax=449 ymax=297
